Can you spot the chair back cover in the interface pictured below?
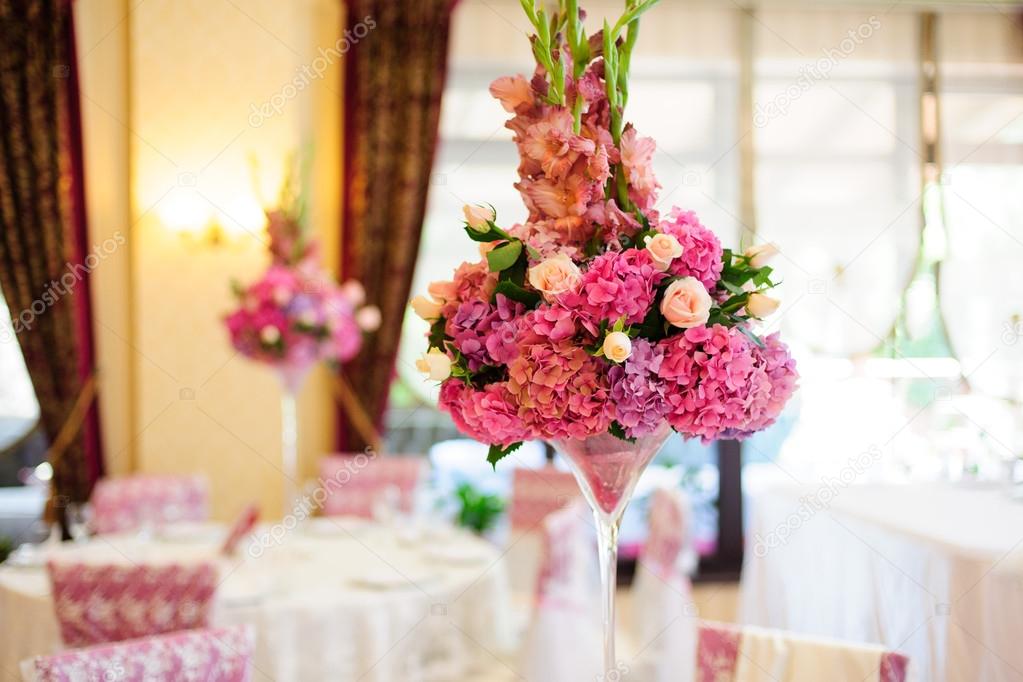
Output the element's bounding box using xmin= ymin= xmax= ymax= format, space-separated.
xmin=47 ymin=560 xmax=218 ymax=647
xmin=24 ymin=625 xmax=254 ymax=682
xmin=696 ymin=621 xmax=910 ymax=682
xmin=91 ymin=475 xmax=208 ymax=534
xmin=320 ymin=454 xmax=426 ymax=518
xmin=520 ymin=500 xmax=601 ymax=682
xmin=630 ymin=487 xmax=699 ymax=681
xmin=508 ymin=467 xmax=579 ymax=532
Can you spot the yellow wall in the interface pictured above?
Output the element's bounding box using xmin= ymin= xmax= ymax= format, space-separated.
xmin=76 ymin=0 xmax=344 ymax=520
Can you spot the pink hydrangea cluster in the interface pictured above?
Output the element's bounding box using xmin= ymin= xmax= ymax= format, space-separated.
xmin=447 ymin=295 xmax=524 ymax=371
xmin=560 ymin=248 xmax=664 ymax=331
xmin=506 ymin=325 xmax=612 ymax=440
xmin=657 ymin=208 xmax=724 ymax=290
xmin=657 ymin=325 xmax=794 ymax=443
xmin=439 ymin=380 xmax=532 ymax=447
xmin=608 ymin=339 xmax=671 ymax=438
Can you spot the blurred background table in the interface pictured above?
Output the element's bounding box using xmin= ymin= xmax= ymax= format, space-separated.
xmin=740 ymin=482 xmax=1023 ymax=682
xmin=0 ymin=518 xmax=512 ymax=681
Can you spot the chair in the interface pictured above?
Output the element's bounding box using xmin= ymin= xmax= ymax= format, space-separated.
xmin=90 ymin=475 xmax=209 ymax=534
xmin=47 ymin=560 xmax=218 ymax=647
xmin=695 ymin=621 xmax=910 ymax=682
xmin=319 ymin=454 xmax=427 ymax=518
xmin=22 ymin=625 xmax=255 ymax=682
xmin=630 ymin=487 xmax=699 ymax=679
xmin=508 ymin=467 xmax=580 ymax=532
xmin=519 ymin=500 xmax=601 ymax=682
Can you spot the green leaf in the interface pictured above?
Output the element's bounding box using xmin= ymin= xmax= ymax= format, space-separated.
xmin=487 ymin=240 xmax=523 ymax=272
xmin=464 ymin=226 xmax=505 ymax=243
xmin=427 ymin=317 xmax=449 ymax=350
xmin=737 ymin=324 xmax=766 ymax=348
xmin=487 ymin=442 xmax=523 ymax=469
xmin=494 ymin=280 xmax=541 ymax=307
xmin=609 ymin=421 xmax=636 ymax=443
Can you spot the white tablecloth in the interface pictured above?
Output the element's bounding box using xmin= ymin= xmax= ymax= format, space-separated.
xmin=0 ymin=519 xmax=512 ymax=681
xmin=740 ymin=482 xmax=1023 ymax=682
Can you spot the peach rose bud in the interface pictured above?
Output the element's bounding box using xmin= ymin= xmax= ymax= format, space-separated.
xmin=644 ymin=233 xmax=684 ymax=271
xmin=744 ymin=243 xmax=779 ymax=269
xmin=416 ymin=348 xmax=452 ymax=381
xmin=356 ymin=306 xmax=382 ymax=332
xmin=463 ymin=204 xmax=495 ymax=232
xmin=747 ymin=292 xmax=781 ymax=318
xmin=602 ymin=331 xmax=633 ymax=363
xmin=427 ymin=280 xmax=457 ymax=303
xmin=410 ymin=295 xmax=443 ymax=321
xmin=661 ymin=277 xmax=712 ymax=329
xmin=527 ymin=253 xmax=582 ymax=299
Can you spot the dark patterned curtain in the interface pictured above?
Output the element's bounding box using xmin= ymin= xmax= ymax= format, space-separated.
xmin=338 ymin=0 xmax=458 ymax=451
xmin=0 ymin=0 xmax=103 ymax=515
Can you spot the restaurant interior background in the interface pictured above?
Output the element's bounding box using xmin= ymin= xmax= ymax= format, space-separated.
xmin=0 ymin=0 xmax=1021 ymax=679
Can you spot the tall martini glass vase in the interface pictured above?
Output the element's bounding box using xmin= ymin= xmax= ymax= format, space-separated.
xmin=552 ymin=422 xmax=672 ymax=677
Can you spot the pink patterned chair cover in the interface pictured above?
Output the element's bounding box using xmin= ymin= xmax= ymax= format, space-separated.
xmin=695 ymin=622 xmax=910 ymax=682
xmin=508 ymin=467 xmax=580 ymax=532
xmin=320 ymin=454 xmax=426 ymax=518
xmin=640 ymin=487 xmax=692 ymax=581
xmin=47 ymin=561 xmax=218 ymax=647
xmin=90 ymin=475 xmax=209 ymax=534
xmin=25 ymin=625 xmax=255 ymax=682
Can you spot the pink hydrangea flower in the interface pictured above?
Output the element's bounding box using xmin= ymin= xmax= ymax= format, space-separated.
xmin=559 ymin=248 xmax=664 ymax=332
xmin=507 ymin=326 xmax=612 ymax=439
xmin=447 ymin=295 xmax=524 ymax=371
xmin=656 ymin=208 xmax=723 ymax=290
xmin=609 ymin=338 xmax=671 ymax=437
xmin=657 ymin=325 xmax=797 ymax=443
xmin=441 ymin=260 xmax=498 ymax=319
xmin=439 ymin=380 xmax=533 ymax=446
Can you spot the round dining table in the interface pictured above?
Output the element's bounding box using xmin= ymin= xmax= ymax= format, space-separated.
xmin=740 ymin=481 xmax=1023 ymax=682
xmin=0 ymin=517 xmax=513 ymax=681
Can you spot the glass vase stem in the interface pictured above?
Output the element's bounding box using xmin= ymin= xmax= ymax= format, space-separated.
xmin=280 ymin=389 xmax=298 ymax=517
xmin=594 ymin=511 xmax=620 ymax=677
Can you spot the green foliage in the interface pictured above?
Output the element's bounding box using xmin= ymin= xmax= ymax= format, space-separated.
xmin=0 ymin=536 xmax=12 ymax=564
xmin=454 ymin=483 xmax=506 ymax=535
xmin=487 ymin=441 xmax=523 ymax=469
xmin=487 ymin=241 xmax=523 ymax=273
xmin=609 ymin=421 xmax=636 ymax=443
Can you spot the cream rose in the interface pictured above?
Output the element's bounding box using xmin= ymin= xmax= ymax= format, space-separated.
xmin=259 ymin=325 xmax=281 ymax=344
xmin=416 ymin=348 xmax=452 ymax=381
xmin=463 ymin=204 xmax=495 ymax=232
xmin=527 ymin=253 xmax=582 ymax=299
xmin=410 ymin=295 xmax=443 ymax=321
xmin=744 ymin=243 xmax=779 ymax=269
xmin=747 ymin=292 xmax=781 ymax=318
xmin=644 ymin=233 xmax=684 ymax=271
xmin=661 ymin=277 xmax=712 ymax=328
xmin=602 ymin=331 xmax=633 ymax=363
xmin=339 ymin=281 xmax=366 ymax=306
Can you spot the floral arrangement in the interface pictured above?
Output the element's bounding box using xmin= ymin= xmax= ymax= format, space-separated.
xmin=225 ymin=180 xmax=379 ymax=386
xmin=412 ymin=0 xmax=797 ymax=465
